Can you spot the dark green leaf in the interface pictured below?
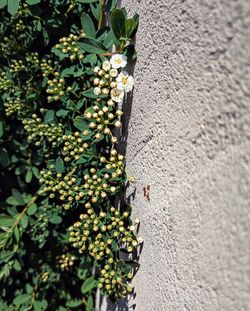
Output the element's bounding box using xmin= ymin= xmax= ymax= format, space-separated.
xmin=56 ymin=109 xmax=69 ymax=117
xmin=20 ymin=214 xmax=28 ymax=229
xmin=0 ymin=121 xmax=3 ymax=138
xmin=27 ymin=203 xmax=37 ymax=216
xmin=0 ymin=148 xmax=10 ymax=168
xmin=104 ymin=0 xmax=117 ymax=12
xmin=78 ymin=37 xmax=107 ymax=54
xmin=111 ymin=8 xmax=126 ymax=41
xmin=81 ymin=13 xmax=96 ymax=38
xmin=55 ymin=157 xmax=65 ymax=174
xmin=44 ymin=110 xmax=55 ymax=123
xmin=12 ymin=189 xmax=24 ymax=205
xmin=73 ymin=117 xmax=89 ymax=131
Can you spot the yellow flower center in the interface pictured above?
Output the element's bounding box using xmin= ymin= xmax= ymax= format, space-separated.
xmin=121 ymin=77 xmax=128 ymax=85
xmin=115 ymin=59 xmax=122 ymax=64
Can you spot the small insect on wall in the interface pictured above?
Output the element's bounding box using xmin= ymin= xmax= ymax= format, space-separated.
xmin=0 ymin=1 xmax=141 ymax=310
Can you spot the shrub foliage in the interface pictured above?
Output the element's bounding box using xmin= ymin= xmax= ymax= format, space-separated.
xmin=0 ymin=0 xmax=140 ymax=310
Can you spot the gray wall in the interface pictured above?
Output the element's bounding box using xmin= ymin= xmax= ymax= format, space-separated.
xmin=103 ymin=0 xmax=250 ymax=310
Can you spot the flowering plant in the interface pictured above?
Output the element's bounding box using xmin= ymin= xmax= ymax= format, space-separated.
xmin=0 ymin=0 xmax=140 ymax=310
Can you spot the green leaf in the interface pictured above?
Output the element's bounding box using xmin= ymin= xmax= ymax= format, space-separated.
xmin=125 ymin=15 xmax=139 ymax=39
xmin=90 ymin=1 xmax=100 ymax=20
xmin=56 ymin=109 xmax=69 ymax=117
xmin=44 ymin=110 xmax=55 ymax=123
xmin=82 ymin=88 xmax=106 ymax=99
xmin=87 ymin=295 xmax=94 ymax=311
xmin=0 ymin=121 xmax=3 ymax=138
xmin=55 ymin=157 xmax=65 ymax=174
xmin=20 ymin=214 xmax=28 ymax=229
xmin=78 ymin=37 xmax=107 ymax=54
xmin=66 ymin=299 xmax=82 ymax=308
xmin=7 ymin=0 xmax=19 ymax=15
xmin=111 ymin=8 xmax=126 ymax=41
xmin=0 ymin=148 xmax=10 ymax=168
xmin=0 ymin=0 xmax=7 ymax=9
xmin=81 ymin=276 xmax=96 ymax=294
xmin=0 ymin=215 xmax=15 ymax=227
xmin=50 ymin=215 xmax=62 ymax=225
xmin=27 ymin=203 xmax=37 ymax=216
xmin=6 ymin=196 xmax=21 ymax=206
xmin=81 ymin=13 xmax=96 ymax=38
xmin=73 ymin=117 xmax=89 ymax=131
xmin=12 ymin=189 xmax=24 ymax=205
xmin=13 ymin=294 xmax=31 ymax=306
xmin=104 ymin=0 xmax=117 ymax=12
xmin=13 ymin=259 xmax=21 ymax=271
xmin=26 ymin=0 xmax=40 ymax=4
xmin=25 ymin=169 xmax=33 ymax=183
xmin=77 ymin=0 xmax=98 ymax=3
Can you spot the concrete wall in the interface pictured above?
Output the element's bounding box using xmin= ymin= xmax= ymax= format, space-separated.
xmin=115 ymin=0 xmax=250 ymax=310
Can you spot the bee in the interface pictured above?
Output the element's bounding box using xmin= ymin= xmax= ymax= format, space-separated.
xmin=143 ymin=185 xmax=150 ymax=201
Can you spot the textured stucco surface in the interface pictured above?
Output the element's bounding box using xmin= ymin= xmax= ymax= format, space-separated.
xmin=101 ymin=0 xmax=250 ymax=310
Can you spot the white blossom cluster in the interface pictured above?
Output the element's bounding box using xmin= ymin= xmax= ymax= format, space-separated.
xmin=93 ymin=54 xmax=134 ymax=104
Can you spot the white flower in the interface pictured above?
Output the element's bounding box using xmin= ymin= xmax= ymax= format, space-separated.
xmin=94 ymin=87 xmax=101 ymax=96
xmin=111 ymin=88 xmax=124 ymax=103
xmin=116 ymin=71 xmax=134 ymax=92
xmin=110 ymin=69 xmax=118 ymax=77
xmin=102 ymin=60 xmax=111 ymax=71
xmin=93 ymin=66 xmax=100 ymax=74
xmin=110 ymin=54 xmax=127 ymax=69
xmin=137 ymin=237 xmax=143 ymax=244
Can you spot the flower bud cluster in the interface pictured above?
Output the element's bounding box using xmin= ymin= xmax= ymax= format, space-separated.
xmin=15 ymin=19 xmax=25 ymax=32
xmin=0 ymin=71 xmax=13 ymax=91
xmin=46 ymin=77 xmax=67 ymax=102
xmin=69 ymin=205 xmax=141 ymax=297
xmin=62 ymin=132 xmax=89 ymax=162
xmin=80 ymin=162 xmax=122 ymax=203
xmin=40 ymin=59 xmax=57 ymax=77
xmin=55 ymin=34 xmax=84 ymax=61
xmin=57 ymin=253 xmax=76 ymax=271
xmin=22 ymin=114 xmax=63 ymax=147
xmin=99 ymin=149 xmax=125 ymax=178
xmin=4 ymin=97 xmax=26 ymax=117
xmin=92 ymin=62 xmax=117 ymax=98
xmin=39 ymin=168 xmax=78 ymax=210
xmin=25 ymin=52 xmax=39 ymax=66
xmin=9 ymin=59 xmax=25 ymax=74
xmin=83 ymin=104 xmax=123 ymax=141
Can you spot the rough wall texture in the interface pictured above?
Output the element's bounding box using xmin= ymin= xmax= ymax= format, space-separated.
xmin=101 ymin=0 xmax=250 ymax=310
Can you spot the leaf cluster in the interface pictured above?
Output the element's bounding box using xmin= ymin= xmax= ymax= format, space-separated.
xmin=0 ymin=0 xmax=140 ymax=310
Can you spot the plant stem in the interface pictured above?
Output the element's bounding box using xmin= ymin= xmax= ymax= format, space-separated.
xmin=98 ymin=0 xmax=105 ymax=30
xmin=10 ymin=196 xmax=37 ymax=232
